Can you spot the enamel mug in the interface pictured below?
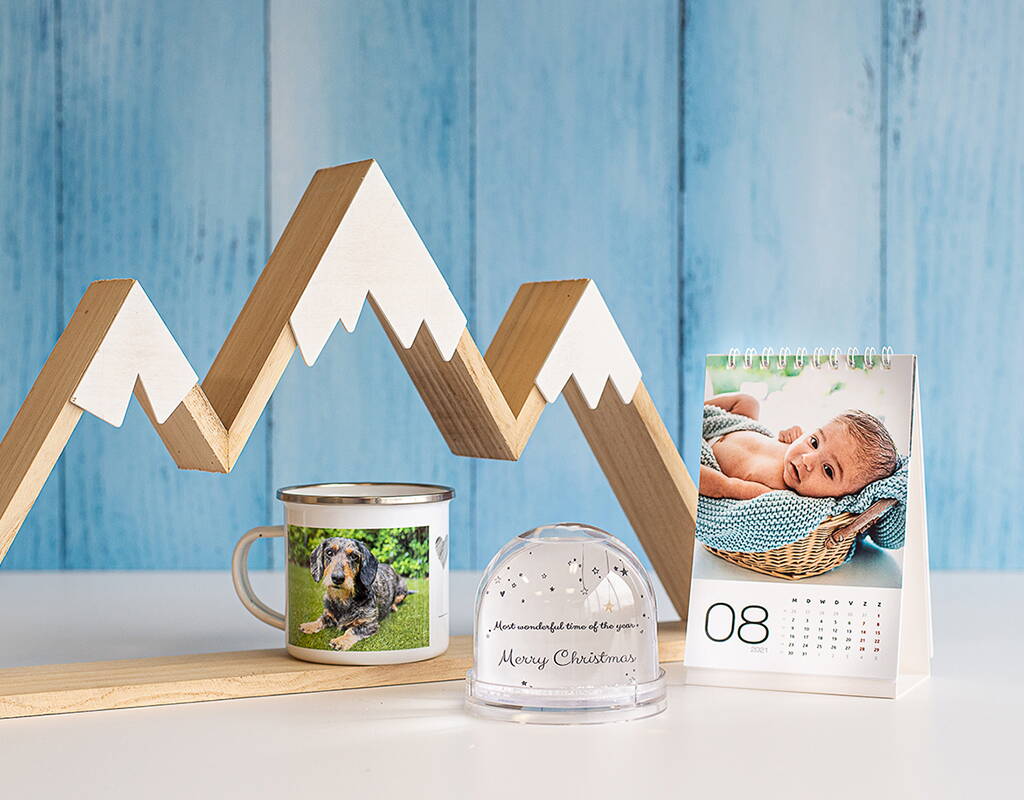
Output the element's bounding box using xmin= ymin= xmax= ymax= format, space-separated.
xmin=232 ymin=483 xmax=453 ymax=665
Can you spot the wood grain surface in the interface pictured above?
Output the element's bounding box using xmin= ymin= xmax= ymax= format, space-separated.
xmin=0 ymin=622 xmax=685 ymax=719
xmin=0 ymin=1 xmax=62 ymax=568
xmin=682 ymin=0 xmax=882 ymax=470
xmin=268 ymin=0 xmax=476 ymax=569
xmin=1 ymin=0 xmax=1022 ymax=570
xmin=57 ymin=0 xmax=270 ymax=568
xmin=885 ymin=0 xmax=1024 ymax=568
xmin=474 ymin=0 xmax=682 ymax=567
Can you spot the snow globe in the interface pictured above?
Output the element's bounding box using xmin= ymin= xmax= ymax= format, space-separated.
xmin=466 ymin=523 xmax=666 ymax=723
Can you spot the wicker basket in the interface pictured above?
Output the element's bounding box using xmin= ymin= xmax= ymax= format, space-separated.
xmin=702 ymin=499 xmax=898 ymax=581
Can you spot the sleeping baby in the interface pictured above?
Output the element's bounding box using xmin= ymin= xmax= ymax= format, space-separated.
xmin=701 ymin=393 xmax=898 ymax=500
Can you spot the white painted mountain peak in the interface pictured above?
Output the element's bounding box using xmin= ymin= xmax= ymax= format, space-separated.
xmin=288 ymin=162 xmax=467 ymax=365
xmin=535 ymin=281 xmax=642 ymax=409
xmin=70 ymin=282 xmax=199 ymax=427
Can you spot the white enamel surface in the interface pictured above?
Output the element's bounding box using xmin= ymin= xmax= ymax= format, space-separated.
xmin=281 ymin=497 xmax=450 ymax=664
xmin=288 ymin=162 xmax=467 ymax=365
xmin=534 ymin=281 xmax=642 ymax=408
xmin=70 ymin=282 xmax=198 ymax=426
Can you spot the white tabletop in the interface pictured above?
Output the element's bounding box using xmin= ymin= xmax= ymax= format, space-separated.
xmin=0 ymin=571 xmax=1018 ymax=799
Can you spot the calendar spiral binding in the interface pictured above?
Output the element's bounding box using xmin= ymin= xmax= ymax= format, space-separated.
xmin=724 ymin=346 xmax=894 ymax=371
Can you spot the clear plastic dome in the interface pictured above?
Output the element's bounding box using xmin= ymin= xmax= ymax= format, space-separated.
xmin=466 ymin=523 xmax=666 ymax=724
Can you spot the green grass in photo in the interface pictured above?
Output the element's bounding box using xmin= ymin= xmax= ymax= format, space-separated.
xmin=287 ymin=562 xmax=429 ymax=651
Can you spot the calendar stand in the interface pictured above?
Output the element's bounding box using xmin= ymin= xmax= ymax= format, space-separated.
xmin=684 ymin=355 xmax=932 ymax=699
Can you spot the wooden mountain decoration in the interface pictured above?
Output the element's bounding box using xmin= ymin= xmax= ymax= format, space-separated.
xmin=0 ymin=159 xmax=697 ymax=617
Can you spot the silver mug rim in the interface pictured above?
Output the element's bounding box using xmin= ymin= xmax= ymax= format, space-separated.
xmin=275 ymin=482 xmax=455 ymax=506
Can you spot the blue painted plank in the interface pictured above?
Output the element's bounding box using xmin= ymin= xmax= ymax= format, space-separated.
xmin=0 ymin=0 xmax=62 ymax=568
xmin=683 ymin=1 xmax=883 ymax=477
xmin=58 ymin=1 xmax=269 ymax=568
xmin=268 ymin=1 xmax=474 ymax=567
xmin=474 ymin=0 xmax=681 ymax=569
xmin=885 ymin=0 xmax=1024 ymax=568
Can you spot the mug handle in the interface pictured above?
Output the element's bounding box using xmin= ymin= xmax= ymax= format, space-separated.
xmin=231 ymin=526 xmax=286 ymax=630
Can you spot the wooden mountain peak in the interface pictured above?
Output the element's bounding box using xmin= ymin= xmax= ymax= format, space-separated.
xmin=0 ymin=159 xmax=697 ymax=617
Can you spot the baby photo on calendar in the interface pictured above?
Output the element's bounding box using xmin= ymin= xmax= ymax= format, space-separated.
xmin=692 ymin=351 xmax=914 ymax=587
xmin=685 ymin=351 xmax=926 ymax=693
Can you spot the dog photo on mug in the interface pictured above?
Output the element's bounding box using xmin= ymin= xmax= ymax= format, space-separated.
xmin=287 ymin=525 xmax=430 ymax=652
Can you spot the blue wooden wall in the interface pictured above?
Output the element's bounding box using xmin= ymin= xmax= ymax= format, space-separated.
xmin=1 ymin=0 xmax=1020 ymax=570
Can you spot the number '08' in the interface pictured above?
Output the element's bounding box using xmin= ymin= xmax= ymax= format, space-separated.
xmin=704 ymin=603 xmax=769 ymax=645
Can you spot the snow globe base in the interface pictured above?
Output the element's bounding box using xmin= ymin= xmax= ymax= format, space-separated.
xmin=465 ymin=668 xmax=666 ymax=725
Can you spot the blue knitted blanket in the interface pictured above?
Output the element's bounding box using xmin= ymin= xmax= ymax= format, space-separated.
xmin=697 ymin=406 xmax=907 ymax=555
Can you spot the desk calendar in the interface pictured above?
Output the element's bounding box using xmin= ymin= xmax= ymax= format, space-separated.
xmin=684 ymin=349 xmax=931 ymax=698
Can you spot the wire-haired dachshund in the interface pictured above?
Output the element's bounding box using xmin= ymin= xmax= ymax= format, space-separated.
xmin=299 ymin=537 xmax=413 ymax=651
